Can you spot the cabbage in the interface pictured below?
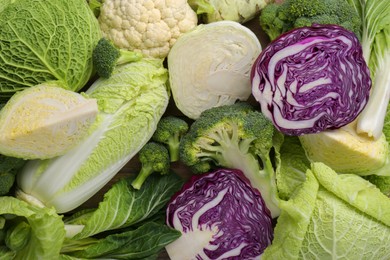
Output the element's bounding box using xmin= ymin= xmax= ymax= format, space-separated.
xmin=0 ymin=0 xmax=101 ymax=99
xmin=299 ymin=122 xmax=389 ymax=175
xmin=168 ymin=21 xmax=261 ymax=119
xmin=0 ymin=197 xmax=65 ymax=259
xmin=165 ymin=168 xmax=273 ymax=259
xmin=0 ymin=83 xmax=98 ymax=159
xmin=264 ymin=162 xmax=390 ymax=259
xmin=348 ymin=0 xmax=390 ymax=140
xmin=16 ymin=58 xmax=169 ymax=213
xmin=251 ymin=24 xmax=371 ymax=135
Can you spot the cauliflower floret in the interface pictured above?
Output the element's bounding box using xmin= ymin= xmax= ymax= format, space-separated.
xmin=99 ymin=0 xmax=198 ymax=59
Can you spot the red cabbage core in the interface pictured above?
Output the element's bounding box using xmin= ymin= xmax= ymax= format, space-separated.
xmin=166 ymin=168 xmax=273 ymax=259
xmin=251 ymin=24 xmax=371 ymax=135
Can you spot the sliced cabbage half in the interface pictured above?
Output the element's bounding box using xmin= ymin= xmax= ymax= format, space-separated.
xmin=168 ymin=21 xmax=261 ymax=119
xmin=299 ymin=122 xmax=389 ymax=175
xmin=0 ymin=83 xmax=98 ymax=159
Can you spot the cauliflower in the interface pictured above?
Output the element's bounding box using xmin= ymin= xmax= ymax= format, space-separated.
xmin=98 ymin=0 xmax=198 ymax=59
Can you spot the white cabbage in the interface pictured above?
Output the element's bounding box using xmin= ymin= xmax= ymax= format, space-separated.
xmin=168 ymin=21 xmax=262 ymax=119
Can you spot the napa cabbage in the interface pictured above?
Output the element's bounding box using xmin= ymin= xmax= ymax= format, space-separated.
xmin=16 ymin=58 xmax=170 ymax=213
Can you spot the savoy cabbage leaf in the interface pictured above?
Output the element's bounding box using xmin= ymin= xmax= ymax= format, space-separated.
xmin=264 ymin=162 xmax=390 ymax=259
xmin=0 ymin=0 xmax=101 ymax=99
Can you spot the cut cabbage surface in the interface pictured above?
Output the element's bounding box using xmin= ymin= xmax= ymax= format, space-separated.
xmin=0 ymin=83 xmax=98 ymax=159
xmin=168 ymin=21 xmax=262 ymax=119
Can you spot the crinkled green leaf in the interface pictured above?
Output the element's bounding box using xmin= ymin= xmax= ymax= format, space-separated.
xmin=0 ymin=196 xmax=65 ymax=259
xmin=276 ymin=136 xmax=310 ymax=200
xmin=312 ymin=163 xmax=390 ymax=226
xmin=300 ymin=188 xmax=390 ymax=259
xmin=0 ymin=0 xmax=101 ymax=98
xmin=263 ymin=169 xmax=319 ymax=259
xmin=264 ymin=163 xmax=390 ymax=259
xmin=0 ymin=0 xmax=15 ymax=13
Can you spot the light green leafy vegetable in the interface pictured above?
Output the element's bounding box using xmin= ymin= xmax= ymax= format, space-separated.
xmin=0 ymin=197 xmax=65 ymax=259
xmin=346 ymin=0 xmax=390 ymax=140
xmin=264 ymin=162 xmax=390 ymax=259
xmin=16 ymin=58 xmax=170 ymax=213
xmin=0 ymin=0 xmax=14 ymax=13
xmin=275 ymin=136 xmax=310 ymax=200
xmin=0 ymin=0 xmax=101 ymax=100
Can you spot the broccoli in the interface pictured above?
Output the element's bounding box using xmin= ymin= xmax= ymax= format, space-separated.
xmin=259 ymin=0 xmax=362 ymax=41
xmin=0 ymin=155 xmax=26 ymax=196
xmin=152 ymin=116 xmax=189 ymax=162
xmin=179 ymin=102 xmax=283 ymax=218
xmin=92 ymin=38 xmax=143 ymax=79
xmin=131 ymin=142 xmax=170 ymax=190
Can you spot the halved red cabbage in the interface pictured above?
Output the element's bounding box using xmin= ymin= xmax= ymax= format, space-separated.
xmin=165 ymin=168 xmax=273 ymax=259
xmin=251 ymin=24 xmax=371 ymax=135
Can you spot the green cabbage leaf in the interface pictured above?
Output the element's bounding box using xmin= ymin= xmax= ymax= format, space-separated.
xmin=264 ymin=162 xmax=390 ymax=259
xmin=0 ymin=0 xmax=101 ymax=100
xmin=0 ymin=197 xmax=65 ymax=259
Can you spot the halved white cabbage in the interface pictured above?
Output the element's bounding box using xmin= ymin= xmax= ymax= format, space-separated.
xmin=0 ymin=83 xmax=98 ymax=159
xmin=168 ymin=21 xmax=261 ymax=119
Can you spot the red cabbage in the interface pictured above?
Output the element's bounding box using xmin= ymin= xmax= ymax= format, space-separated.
xmin=165 ymin=168 xmax=273 ymax=259
xmin=251 ymin=24 xmax=371 ymax=135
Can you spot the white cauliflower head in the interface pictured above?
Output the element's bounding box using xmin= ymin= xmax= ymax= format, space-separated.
xmin=98 ymin=0 xmax=198 ymax=59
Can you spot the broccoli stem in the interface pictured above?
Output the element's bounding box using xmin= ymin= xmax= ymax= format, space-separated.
xmin=167 ymin=136 xmax=180 ymax=162
xmin=131 ymin=165 xmax=154 ymax=190
xmin=116 ymin=50 xmax=142 ymax=65
xmin=201 ymin=128 xmax=280 ymax=217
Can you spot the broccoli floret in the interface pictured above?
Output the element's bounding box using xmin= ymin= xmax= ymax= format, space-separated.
xmin=259 ymin=3 xmax=292 ymax=41
xmin=152 ymin=116 xmax=189 ymax=162
xmin=93 ymin=38 xmax=143 ymax=79
xmin=260 ymin=0 xmax=362 ymax=41
xmin=0 ymin=155 xmax=26 ymax=195
xmin=131 ymin=142 xmax=170 ymax=190
xmin=179 ymin=102 xmax=282 ymax=218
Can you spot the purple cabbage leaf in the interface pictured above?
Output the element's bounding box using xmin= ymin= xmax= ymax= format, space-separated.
xmin=165 ymin=168 xmax=273 ymax=260
xmin=251 ymin=24 xmax=371 ymax=136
